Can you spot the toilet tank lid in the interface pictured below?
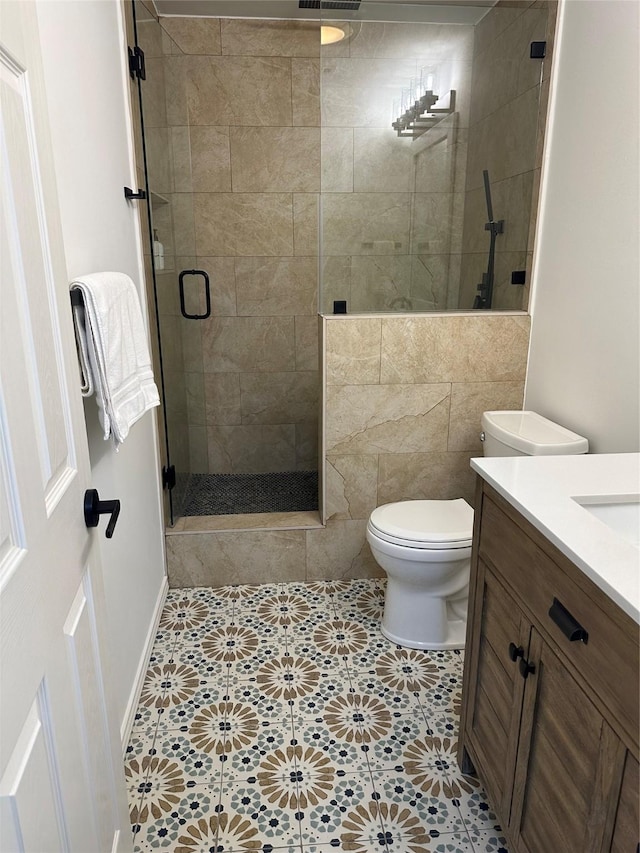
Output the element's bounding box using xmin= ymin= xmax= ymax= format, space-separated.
xmin=482 ymin=411 xmax=589 ymax=455
xmin=369 ymin=499 xmax=474 ymax=544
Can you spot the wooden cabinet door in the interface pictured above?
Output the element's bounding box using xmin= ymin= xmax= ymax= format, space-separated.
xmin=462 ymin=560 xmax=530 ymax=823
xmin=510 ymin=630 xmax=625 ymax=853
xmin=611 ymin=752 xmax=639 ymax=853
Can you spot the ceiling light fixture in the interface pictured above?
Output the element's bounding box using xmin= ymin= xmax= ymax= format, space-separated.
xmin=321 ymin=25 xmax=346 ymax=45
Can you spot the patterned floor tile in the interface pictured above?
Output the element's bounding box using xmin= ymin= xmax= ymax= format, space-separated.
xmin=362 ymin=712 xmax=438 ymax=772
xmin=179 ymin=624 xmax=283 ymax=678
xmin=279 ymin=581 xmax=338 ymax=607
xmin=283 ymin=611 xmax=342 ymax=647
xmin=425 ymin=649 xmax=465 ymax=673
xmin=219 ymin=777 xmax=304 ymax=849
xmin=442 ymin=772 xmax=502 ymax=834
xmin=349 ymin=674 xmax=421 ymax=715
xmin=151 ymin=729 xmax=226 ymax=786
xmin=421 ymin=684 xmax=463 ymax=718
xmin=130 ymin=703 xmax=163 ymax=737
xmin=386 ymin=831 xmax=477 ymax=852
xmin=150 ymin=626 xmax=179 ymax=652
xmin=165 ymin=643 xmax=230 ymax=683
xmin=420 ymin=712 xmax=460 ymax=745
xmin=346 ymin=637 xmax=401 ymax=672
xmin=286 ymin=638 xmax=353 ymax=676
xmin=126 ymin=580 xmax=506 ymax=853
xmin=230 ymin=663 xmax=351 ymax=723
xmin=330 ymin=578 xmax=384 ymax=603
xmin=132 ymin=784 xmax=218 ymax=851
xmin=371 ymin=768 xmax=467 ymax=836
xmin=225 ymin=721 xmax=297 ymax=781
xmin=366 ymin=646 xmax=448 ymax=690
xmin=154 ymin=683 xmax=230 ymax=733
xmin=291 ymin=717 xmax=370 ymax=772
xmin=468 ymin=828 xmax=510 ymax=852
xmin=128 ymin=783 xmax=145 ymax=827
xmin=298 ymin=770 xmax=381 ymax=846
xmin=124 ymin=729 xmax=158 ymax=775
xmin=228 ymin=678 xmax=297 ymax=721
xmin=231 ymin=583 xmax=285 ymax=611
xmin=137 ymin=660 xmax=215 ymax=714
xmin=159 ymin=594 xmax=232 ymax=633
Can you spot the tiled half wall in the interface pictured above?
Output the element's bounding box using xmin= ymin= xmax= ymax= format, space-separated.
xmin=167 ymin=313 xmax=529 ymax=586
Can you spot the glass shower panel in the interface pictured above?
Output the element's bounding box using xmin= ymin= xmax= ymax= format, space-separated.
xmin=319 ymin=0 xmax=551 ymax=313
xmin=133 ymin=3 xmax=321 ymax=523
xmin=319 ymin=4 xmax=472 ymax=314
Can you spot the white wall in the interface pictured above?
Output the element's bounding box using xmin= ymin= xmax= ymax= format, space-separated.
xmin=36 ymin=0 xmax=166 ymax=741
xmin=525 ymin=0 xmax=640 ymax=452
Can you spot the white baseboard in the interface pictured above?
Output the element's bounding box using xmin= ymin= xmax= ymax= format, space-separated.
xmin=120 ymin=576 xmax=168 ymax=753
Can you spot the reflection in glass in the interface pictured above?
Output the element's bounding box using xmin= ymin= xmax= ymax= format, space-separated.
xmin=320 ymin=1 xmax=552 ymax=313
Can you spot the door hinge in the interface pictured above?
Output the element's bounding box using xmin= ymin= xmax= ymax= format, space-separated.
xmin=128 ymin=45 xmax=146 ymax=80
xmin=530 ymin=41 xmax=546 ymax=59
xmin=162 ymin=464 xmax=176 ymax=491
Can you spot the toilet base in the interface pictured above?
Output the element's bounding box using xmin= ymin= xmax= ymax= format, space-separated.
xmin=380 ymin=616 xmax=467 ymax=650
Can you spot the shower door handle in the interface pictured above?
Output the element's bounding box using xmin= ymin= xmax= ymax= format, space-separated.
xmin=179 ymin=269 xmax=211 ymax=320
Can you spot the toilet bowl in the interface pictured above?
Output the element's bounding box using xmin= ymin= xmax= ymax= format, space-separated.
xmin=367 ymin=499 xmax=473 ymax=649
xmin=368 ymin=410 xmax=589 ymax=650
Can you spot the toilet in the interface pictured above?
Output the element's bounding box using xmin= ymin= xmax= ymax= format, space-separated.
xmin=367 ymin=411 xmax=589 ymax=650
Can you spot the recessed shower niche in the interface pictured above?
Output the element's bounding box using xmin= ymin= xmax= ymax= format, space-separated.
xmin=130 ymin=0 xmax=556 ymax=527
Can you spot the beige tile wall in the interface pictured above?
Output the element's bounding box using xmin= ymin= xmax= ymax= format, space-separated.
xmin=323 ymin=311 xmax=529 ymax=519
xmin=157 ymin=17 xmax=321 ymax=475
xmin=320 ymin=21 xmax=474 ymax=313
xmin=165 ymin=312 xmax=530 ymax=586
xmin=459 ymin=0 xmax=557 ymax=309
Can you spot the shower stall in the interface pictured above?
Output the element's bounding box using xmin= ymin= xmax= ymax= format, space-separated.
xmin=131 ymin=0 xmax=553 ymax=528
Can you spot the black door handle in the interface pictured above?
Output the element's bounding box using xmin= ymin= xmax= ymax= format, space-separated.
xmin=508 ymin=642 xmax=524 ymax=662
xmin=84 ymin=489 xmax=121 ymax=539
xmin=519 ymin=657 xmax=536 ymax=680
xmin=179 ymin=269 xmax=211 ymax=320
xmin=549 ymin=598 xmax=589 ymax=643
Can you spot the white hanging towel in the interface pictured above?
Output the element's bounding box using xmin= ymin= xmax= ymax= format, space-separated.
xmin=70 ymin=271 xmax=160 ymax=449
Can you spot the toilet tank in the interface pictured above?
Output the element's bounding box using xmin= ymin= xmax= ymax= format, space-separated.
xmin=481 ymin=411 xmax=589 ymax=457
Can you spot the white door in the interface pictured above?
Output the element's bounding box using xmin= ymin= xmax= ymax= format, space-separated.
xmin=0 ymin=3 xmax=131 ymax=851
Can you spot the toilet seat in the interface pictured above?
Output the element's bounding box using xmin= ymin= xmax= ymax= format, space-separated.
xmin=368 ymin=499 xmax=473 ymax=550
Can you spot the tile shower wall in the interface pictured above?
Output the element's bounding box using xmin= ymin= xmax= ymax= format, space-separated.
xmin=458 ymin=0 xmax=557 ymax=309
xmin=320 ymin=21 xmax=474 ymax=313
xmin=166 ymin=313 xmax=529 ymax=586
xmin=154 ymin=17 xmax=321 ymax=476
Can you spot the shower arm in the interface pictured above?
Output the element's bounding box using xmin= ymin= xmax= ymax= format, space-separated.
xmin=474 ymin=170 xmax=504 ymax=309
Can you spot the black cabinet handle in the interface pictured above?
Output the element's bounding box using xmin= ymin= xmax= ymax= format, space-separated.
xmin=84 ymin=489 xmax=121 ymax=539
xmin=508 ymin=642 xmax=524 ymax=662
xmin=519 ymin=657 xmax=536 ymax=680
xmin=549 ymin=598 xmax=589 ymax=644
xmin=179 ymin=269 xmax=211 ymax=320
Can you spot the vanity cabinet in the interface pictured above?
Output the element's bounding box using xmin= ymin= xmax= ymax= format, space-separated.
xmin=459 ymin=480 xmax=639 ymax=853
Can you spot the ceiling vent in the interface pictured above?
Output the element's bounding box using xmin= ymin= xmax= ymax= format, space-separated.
xmin=299 ymin=1 xmax=361 ymax=10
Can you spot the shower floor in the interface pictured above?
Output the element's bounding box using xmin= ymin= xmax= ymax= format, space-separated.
xmin=125 ymin=579 xmax=509 ymax=852
xmin=182 ymin=470 xmax=318 ymax=516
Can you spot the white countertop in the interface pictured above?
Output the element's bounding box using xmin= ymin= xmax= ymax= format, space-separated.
xmin=471 ymin=453 xmax=640 ymax=624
